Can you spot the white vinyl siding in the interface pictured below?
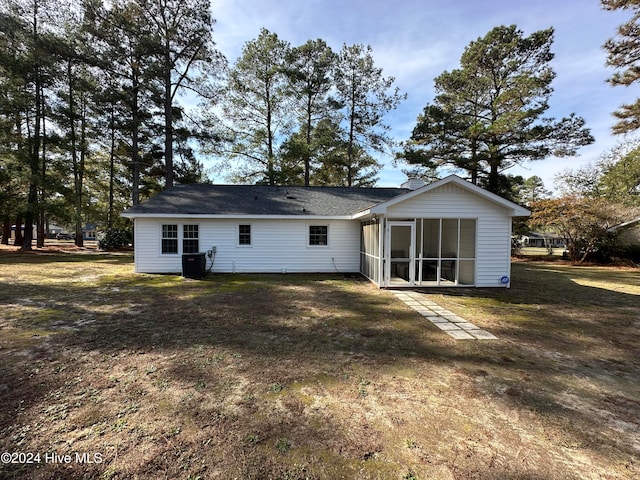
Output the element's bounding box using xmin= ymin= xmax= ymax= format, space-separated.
xmin=385 ymin=183 xmax=513 ymax=287
xmin=133 ymin=218 xmax=359 ymax=274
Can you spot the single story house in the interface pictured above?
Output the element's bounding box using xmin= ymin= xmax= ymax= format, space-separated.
xmin=121 ymin=175 xmax=530 ymax=288
xmin=520 ymin=231 xmax=565 ymax=248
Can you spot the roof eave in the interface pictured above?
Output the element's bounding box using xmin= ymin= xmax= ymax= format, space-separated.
xmin=120 ymin=213 xmax=354 ymax=220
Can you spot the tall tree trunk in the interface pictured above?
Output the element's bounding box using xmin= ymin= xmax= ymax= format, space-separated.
xmin=22 ymin=0 xmax=41 ymax=252
xmin=346 ymin=83 xmax=356 ymax=187
xmin=470 ymin=138 xmax=478 ymax=185
xmin=75 ymin=93 xmax=86 ymax=248
xmin=164 ymin=44 xmax=173 ymax=189
xmin=131 ymin=69 xmax=140 ymax=205
xmin=304 ymin=96 xmax=312 ymax=186
xmin=1 ymin=217 xmax=9 ymax=245
xmin=14 ymin=213 xmax=24 ymax=246
xmin=37 ymin=85 xmax=46 ymax=248
xmin=266 ymin=82 xmax=275 ymax=185
xmin=22 ymin=186 xmax=37 ymax=251
xmin=67 ymin=60 xmax=82 ymax=247
xmin=488 ymin=161 xmax=500 ymax=194
xmin=108 ymin=106 xmax=115 ymax=228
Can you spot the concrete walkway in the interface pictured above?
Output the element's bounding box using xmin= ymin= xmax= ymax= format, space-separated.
xmin=392 ymin=291 xmax=497 ymax=340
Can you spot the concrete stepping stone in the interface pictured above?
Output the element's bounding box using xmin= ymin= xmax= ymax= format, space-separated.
xmin=469 ymin=329 xmax=498 ymax=340
xmin=393 ymin=291 xmax=498 ymax=340
xmin=434 ymin=322 xmax=462 ymax=331
xmin=447 ymin=330 xmax=475 ymax=339
xmin=456 ymin=322 xmax=479 ymax=331
xmin=426 ymin=316 xmax=449 ymax=323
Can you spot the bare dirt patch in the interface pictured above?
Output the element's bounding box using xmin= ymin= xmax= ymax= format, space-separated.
xmin=0 ymin=253 xmax=638 ymax=479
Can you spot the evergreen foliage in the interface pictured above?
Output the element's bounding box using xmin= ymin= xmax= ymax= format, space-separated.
xmin=97 ymin=227 xmax=131 ymax=250
xmin=603 ymin=0 xmax=640 ymax=133
xmin=400 ymin=25 xmax=593 ymax=197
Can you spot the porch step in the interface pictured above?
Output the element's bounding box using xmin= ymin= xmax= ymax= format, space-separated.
xmin=392 ymin=291 xmax=497 ymax=340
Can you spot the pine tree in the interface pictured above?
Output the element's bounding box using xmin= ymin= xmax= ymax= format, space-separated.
xmin=139 ymin=0 xmax=224 ymax=188
xmin=283 ymin=39 xmax=337 ymax=185
xmin=221 ymin=29 xmax=293 ymax=185
xmin=333 ymin=44 xmax=406 ymax=186
xmin=402 ymin=25 xmax=593 ymax=196
xmin=603 ymin=0 xmax=640 ymax=133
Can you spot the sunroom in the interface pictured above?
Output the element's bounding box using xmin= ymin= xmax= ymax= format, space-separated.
xmin=356 ymin=175 xmax=530 ymax=288
xmin=360 ymin=217 xmax=477 ymax=287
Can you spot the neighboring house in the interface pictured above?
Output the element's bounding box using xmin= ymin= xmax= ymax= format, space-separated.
xmin=47 ymin=223 xmax=65 ymax=239
xmin=8 ymin=224 xmax=37 ymax=241
xmin=608 ymin=218 xmax=640 ymax=249
xmin=121 ymin=175 xmax=530 ymax=288
xmin=83 ymin=224 xmax=98 ymax=241
xmin=6 ymin=223 xmax=96 ymax=241
xmin=520 ymin=232 xmax=565 ymax=248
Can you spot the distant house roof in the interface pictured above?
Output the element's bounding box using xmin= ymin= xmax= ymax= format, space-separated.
xmin=122 ymin=184 xmax=408 ymax=218
xmin=607 ymin=217 xmax=640 ymax=233
xmin=522 ymin=232 xmax=564 ymax=240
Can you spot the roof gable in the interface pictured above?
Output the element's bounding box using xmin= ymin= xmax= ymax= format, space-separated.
xmin=365 ymin=175 xmax=530 ymax=217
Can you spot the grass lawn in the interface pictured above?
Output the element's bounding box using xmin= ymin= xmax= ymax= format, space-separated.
xmin=0 ymin=251 xmax=638 ymax=479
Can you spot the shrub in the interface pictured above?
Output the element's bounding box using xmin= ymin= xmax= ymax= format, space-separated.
xmin=97 ymin=228 xmax=131 ymax=250
xmin=607 ymin=245 xmax=640 ymax=264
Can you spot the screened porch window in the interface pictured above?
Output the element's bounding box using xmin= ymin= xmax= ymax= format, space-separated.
xmin=360 ymin=220 xmax=381 ymax=284
xmin=416 ymin=218 xmax=476 ymax=286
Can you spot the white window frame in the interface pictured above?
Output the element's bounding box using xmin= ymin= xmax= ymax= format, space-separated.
xmin=237 ymin=223 xmax=252 ymax=247
xmin=182 ymin=224 xmax=200 ymax=254
xmin=160 ymin=223 xmax=201 ymax=255
xmin=308 ymin=224 xmax=329 ymax=247
xmin=161 ymin=224 xmax=178 ymax=254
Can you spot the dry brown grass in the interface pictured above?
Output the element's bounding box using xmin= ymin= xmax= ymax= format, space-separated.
xmin=0 ymin=248 xmax=638 ymax=479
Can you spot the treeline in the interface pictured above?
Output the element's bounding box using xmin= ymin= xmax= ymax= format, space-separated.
xmin=0 ymin=0 xmax=405 ymax=250
xmin=211 ymin=29 xmax=405 ymax=188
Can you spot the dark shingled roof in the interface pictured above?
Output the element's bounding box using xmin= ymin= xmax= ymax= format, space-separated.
xmin=123 ymin=184 xmax=409 ymax=217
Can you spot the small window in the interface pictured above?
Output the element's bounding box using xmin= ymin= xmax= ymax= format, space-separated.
xmin=183 ymin=224 xmax=199 ymax=253
xmin=309 ymin=225 xmax=328 ymax=246
xmin=162 ymin=224 xmax=178 ymax=254
xmin=239 ymin=224 xmax=251 ymax=245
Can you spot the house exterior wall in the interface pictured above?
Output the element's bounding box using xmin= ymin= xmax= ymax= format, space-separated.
xmin=615 ymin=223 xmax=640 ymax=247
xmin=133 ymin=217 xmax=361 ymax=274
xmin=384 ymin=183 xmax=514 ymax=287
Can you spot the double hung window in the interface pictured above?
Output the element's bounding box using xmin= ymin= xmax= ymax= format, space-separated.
xmin=238 ymin=224 xmax=251 ymax=245
xmin=161 ymin=224 xmax=178 ymax=254
xmin=161 ymin=224 xmax=199 ymax=254
xmin=183 ymin=225 xmax=199 ymax=253
xmin=309 ymin=225 xmax=328 ymax=246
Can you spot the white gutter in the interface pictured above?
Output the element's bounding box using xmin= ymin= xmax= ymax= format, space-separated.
xmin=120 ymin=213 xmax=354 ymax=220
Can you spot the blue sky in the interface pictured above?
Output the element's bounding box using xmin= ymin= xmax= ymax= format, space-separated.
xmin=209 ymin=0 xmax=635 ymax=191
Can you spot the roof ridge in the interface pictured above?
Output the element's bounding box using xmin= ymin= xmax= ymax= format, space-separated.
xmin=172 ymin=183 xmax=406 ymax=190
